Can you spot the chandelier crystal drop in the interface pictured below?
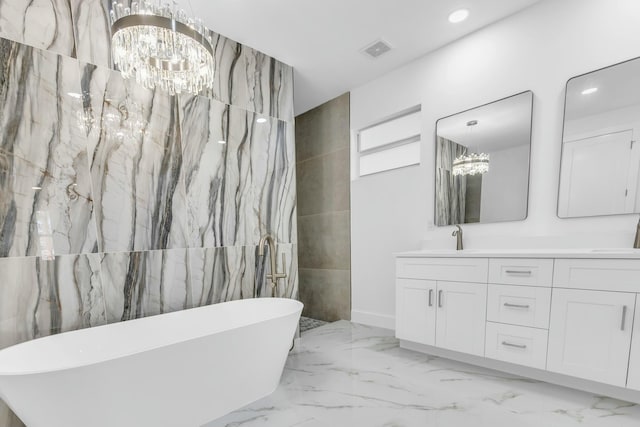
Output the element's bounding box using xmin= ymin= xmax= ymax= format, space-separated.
xmin=452 ymin=152 xmax=490 ymax=176
xmin=110 ymin=1 xmax=215 ymax=95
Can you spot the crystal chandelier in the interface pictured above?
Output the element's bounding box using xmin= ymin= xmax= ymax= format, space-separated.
xmin=110 ymin=1 xmax=215 ymax=95
xmin=452 ymin=152 xmax=490 ymax=176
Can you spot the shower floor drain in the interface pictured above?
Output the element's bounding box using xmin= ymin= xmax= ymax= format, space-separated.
xmin=300 ymin=317 xmax=327 ymax=333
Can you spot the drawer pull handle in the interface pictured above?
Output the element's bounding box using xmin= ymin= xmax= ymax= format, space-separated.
xmin=501 ymin=341 xmax=527 ymax=349
xmin=505 ymin=270 xmax=532 ymax=275
xmin=621 ymin=305 xmax=628 ymax=331
xmin=428 ymin=289 xmax=433 ymax=307
xmin=438 ymin=290 xmax=443 ymax=308
xmin=504 ymin=303 xmax=530 ymax=310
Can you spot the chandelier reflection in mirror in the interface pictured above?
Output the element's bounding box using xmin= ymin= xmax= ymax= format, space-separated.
xmin=452 ymin=152 xmax=490 ymax=176
xmin=110 ymin=1 xmax=214 ymax=95
xmin=452 ymin=119 xmax=490 ymax=176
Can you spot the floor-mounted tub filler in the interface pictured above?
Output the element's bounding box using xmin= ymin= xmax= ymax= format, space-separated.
xmin=0 ymin=298 xmax=303 ymax=427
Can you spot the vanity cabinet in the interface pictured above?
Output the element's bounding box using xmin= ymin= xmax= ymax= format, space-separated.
xmin=547 ymin=289 xmax=636 ymax=386
xmin=628 ymin=295 xmax=640 ymax=391
xmin=396 ymin=279 xmax=436 ymax=345
xmin=435 ymin=281 xmax=487 ymax=355
xmin=396 ymin=258 xmax=488 ymax=356
xmin=396 ymin=279 xmax=486 ymax=354
xmin=396 ymin=252 xmax=640 ymax=402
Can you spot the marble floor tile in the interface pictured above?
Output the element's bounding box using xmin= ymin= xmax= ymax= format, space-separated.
xmin=205 ymin=321 xmax=640 ymax=427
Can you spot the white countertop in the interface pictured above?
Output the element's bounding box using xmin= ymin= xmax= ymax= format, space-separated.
xmin=395 ymin=248 xmax=640 ymax=259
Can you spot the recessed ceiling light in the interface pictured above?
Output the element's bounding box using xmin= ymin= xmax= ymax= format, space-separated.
xmin=581 ymin=87 xmax=598 ymax=95
xmin=256 ymin=118 xmax=267 ymax=124
xmin=218 ymin=140 xmax=226 ymax=144
xmin=448 ymin=9 xmax=469 ymax=24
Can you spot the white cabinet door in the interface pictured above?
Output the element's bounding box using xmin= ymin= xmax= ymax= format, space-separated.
xmin=547 ymin=289 xmax=636 ymax=386
xmin=396 ymin=279 xmax=436 ymax=345
xmin=627 ymin=295 xmax=640 ymax=390
xmin=435 ymin=281 xmax=487 ymax=356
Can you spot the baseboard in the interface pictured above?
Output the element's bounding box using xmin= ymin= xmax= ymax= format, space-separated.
xmin=350 ymin=310 xmax=395 ymax=330
xmin=400 ymin=340 xmax=640 ymax=404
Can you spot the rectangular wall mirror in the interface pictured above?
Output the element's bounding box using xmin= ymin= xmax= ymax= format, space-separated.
xmin=435 ymin=91 xmax=533 ymax=226
xmin=558 ymin=57 xmax=640 ymax=218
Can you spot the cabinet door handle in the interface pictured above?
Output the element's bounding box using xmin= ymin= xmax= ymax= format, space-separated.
xmin=503 ymin=302 xmax=530 ymax=310
xmin=621 ymin=305 xmax=628 ymax=331
xmin=438 ymin=290 xmax=443 ymax=308
xmin=501 ymin=341 xmax=527 ymax=349
xmin=505 ymin=270 xmax=532 ymax=275
xmin=428 ymin=289 xmax=433 ymax=307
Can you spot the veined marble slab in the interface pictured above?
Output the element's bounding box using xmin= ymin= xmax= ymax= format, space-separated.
xmin=206 ymin=321 xmax=640 ymax=427
xmin=177 ymin=31 xmax=294 ymax=122
xmin=0 ymin=254 xmax=106 ymax=350
xmin=69 ymin=0 xmax=112 ymax=68
xmin=188 ymin=244 xmax=299 ymax=304
xmin=102 ymin=244 xmax=298 ymax=323
xmin=0 ymin=253 xmax=107 ymax=427
xmin=0 ymin=1 xmax=294 ymax=122
xmin=87 ymin=66 xmax=188 ymax=252
xmin=0 ymin=38 xmax=98 ymax=257
xmin=227 ymin=41 xmax=294 ymax=122
xmin=179 ymin=95 xmax=296 ymax=247
xmin=100 ymin=248 xmax=190 ymax=323
xmin=0 ymin=0 xmax=75 ymax=58
xmin=52 ymin=0 xmax=295 ymax=121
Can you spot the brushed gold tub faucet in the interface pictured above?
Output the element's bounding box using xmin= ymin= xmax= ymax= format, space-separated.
xmin=258 ymin=234 xmax=287 ymax=297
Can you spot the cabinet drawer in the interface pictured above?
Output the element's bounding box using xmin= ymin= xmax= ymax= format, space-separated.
xmin=485 ymin=322 xmax=548 ymax=369
xmin=553 ymin=259 xmax=640 ymax=292
xmin=396 ymin=257 xmax=488 ymax=282
xmin=487 ymin=285 xmax=551 ymax=329
xmin=488 ymin=258 xmax=553 ymax=287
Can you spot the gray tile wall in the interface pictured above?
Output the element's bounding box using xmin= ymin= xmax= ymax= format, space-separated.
xmin=295 ymin=93 xmax=351 ymax=321
xmin=0 ymin=2 xmax=296 ymax=425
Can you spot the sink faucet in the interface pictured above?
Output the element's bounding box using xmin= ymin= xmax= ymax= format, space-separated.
xmin=258 ymin=234 xmax=287 ymax=297
xmin=452 ymin=225 xmax=463 ymax=251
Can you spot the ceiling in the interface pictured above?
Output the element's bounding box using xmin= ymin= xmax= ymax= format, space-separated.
xmin=181 ymin=0 xmax=541 ymax=115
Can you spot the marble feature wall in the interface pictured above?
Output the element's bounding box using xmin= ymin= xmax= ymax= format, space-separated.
xmin=0 ymin=0 xmax=294 ymax=121
xmin=0 ymin=2 xmax=295 ymax=425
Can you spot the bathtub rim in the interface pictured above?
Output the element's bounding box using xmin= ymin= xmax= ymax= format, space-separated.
xmin=0 ymin=297 xmax=302 ymax=377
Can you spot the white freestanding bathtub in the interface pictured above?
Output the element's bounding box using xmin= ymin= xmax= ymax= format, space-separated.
xmin=0 ymin=298 xmax=302 ymax=427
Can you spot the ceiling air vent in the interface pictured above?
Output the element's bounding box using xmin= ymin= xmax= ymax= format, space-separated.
xmin=361 ymin=39 xmax=392 ymax=59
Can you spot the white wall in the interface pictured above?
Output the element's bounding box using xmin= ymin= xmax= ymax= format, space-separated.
xmin=350 ymin=0 xmax=640 ymax=328
xmin=480 ymin=144 xmax=529 ymax=223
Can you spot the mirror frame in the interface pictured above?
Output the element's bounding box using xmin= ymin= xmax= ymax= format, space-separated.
xmin=434 ymin=90 xmax=534 ymax=226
